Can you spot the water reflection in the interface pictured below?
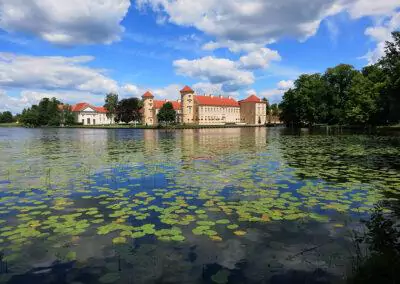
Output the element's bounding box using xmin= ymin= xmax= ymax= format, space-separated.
xmin=0 ymin=127 xmax=399 ymax=284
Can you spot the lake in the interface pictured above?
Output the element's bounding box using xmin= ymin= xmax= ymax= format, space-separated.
xmin=0 ymin=127 xmax=399 ymax=284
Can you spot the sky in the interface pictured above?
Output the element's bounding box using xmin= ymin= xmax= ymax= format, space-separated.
xmin=0 ymin=0 xmax=399 ymax=113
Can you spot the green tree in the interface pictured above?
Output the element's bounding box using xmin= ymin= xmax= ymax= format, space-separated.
xmin=115 ymin=98 xmax=142 ymax=123
xmin=378 ymin=31 xmax=400 ymax=124
xmin=19 ymin=97 xmax=62 ymax=127
xmin=279 ymin=74 xmax=327 ymax=126
xmin=104 ymin=93 xmax=119 ymax=123
xmin=323 ymin=64 xmax=360 ymax=125
xmin=262 ymin=97 xmax=271 ymax=122
xmin=157 ymin=102 xmax=176 ymax=125
xmin=0 ymin=111 xmax=13 ymax=123
xmin=344 ymin=73 xmax=379 ymax=125
xmin=59 ymin=104 xmax=76 ymax=126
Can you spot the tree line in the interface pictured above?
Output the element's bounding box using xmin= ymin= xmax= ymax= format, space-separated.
xmin=0 ymin=111 xmax=14 ymax=123
xmin=279 ymin=31 xmax=400 ymax=127
xmin=18 ymin=98 xmax=75 ymax=127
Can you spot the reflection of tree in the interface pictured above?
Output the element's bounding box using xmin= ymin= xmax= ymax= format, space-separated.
xmin=278 ymin=131 xmax=400 ymax=183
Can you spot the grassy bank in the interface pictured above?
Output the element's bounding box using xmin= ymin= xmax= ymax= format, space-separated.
xmin=0 ymin=122 xmax=21 ymax=127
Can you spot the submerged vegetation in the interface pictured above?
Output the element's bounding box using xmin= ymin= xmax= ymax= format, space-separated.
xmin=0 ymin=127 xmax=399 ymax=283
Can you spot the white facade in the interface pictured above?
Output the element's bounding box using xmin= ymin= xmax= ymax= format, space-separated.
xmin=74 ymin=106 xmax=114 ymax=125
xmin=198 ymin=105 xmax=241 ymax=125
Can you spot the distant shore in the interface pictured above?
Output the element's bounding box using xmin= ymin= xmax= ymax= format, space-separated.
xmin=0 ymin=122 xmax=282 ymax=129
xmin=2 ymin=123 xmax=399 ymax=133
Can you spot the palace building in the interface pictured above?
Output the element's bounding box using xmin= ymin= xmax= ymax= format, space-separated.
xmin=142 ymin=85 xmax=267 ymax=126
xmin=71 ymin=102 xmax=114 ymax=125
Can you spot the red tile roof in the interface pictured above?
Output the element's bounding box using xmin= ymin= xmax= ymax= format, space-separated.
xmin=71 ymin=102 xmax=108 ymax=113
xmin=94 ymin=106 xmax=108 ymax=113
xmin=180 ymin=85 xmax=194 ymax=93
xmin=195 ymin=95 xmax=239 ymax=107
xmin=71 ymin=102 xmax=90 ymax=112
xmin=239 ymin=95 xmax=266 ymax=103
xmin=154 ymin=100 xmax=181 ymax=110
xmin=142 ymin=91 xmax=154 ymax=98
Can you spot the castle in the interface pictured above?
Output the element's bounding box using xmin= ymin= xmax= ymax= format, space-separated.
xmin=142 ymin=85 xmax=267 ymax=126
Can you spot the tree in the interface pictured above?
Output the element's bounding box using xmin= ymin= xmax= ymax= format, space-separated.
xmin=59 ymin=104 xmax=76 ymax=126
xmin=323 ymin=64 xmax=360 ymax=125
xmin=344 ymin=73 xmax=379 ymax=125
xmin=0 ymin=111 xmax=13 ymax=123
xmin=377 ymin=31 xmax=400 ymax=124
xmin=115 ymin=98 xmax=142 ymax=123
xmin=262 ymin=97 xmax=271 ymax=122
xmin=19 ymin=97 xmax=62 ymax=127
xmin=279 ymin=73 xmax=327 ymax=126
xmin=104 ymin=93 xmax=119 ymax=123
xmin=157 ymin=102 xmax=176 ymax=125
xmin=270 ymin=104 xmax=280 ymax=123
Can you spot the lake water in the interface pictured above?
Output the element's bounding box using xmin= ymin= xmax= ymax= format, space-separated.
xmin=0 ymin=127 xmax=399 ymax=284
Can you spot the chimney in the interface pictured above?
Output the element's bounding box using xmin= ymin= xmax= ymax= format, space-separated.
xmin=219 ymin=95 xmax=223 ymax=98
xmin=210 ymin=94 xmax=214 ymax=98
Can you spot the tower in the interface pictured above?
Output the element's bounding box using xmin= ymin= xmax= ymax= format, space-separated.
xmin=180 ymin=85 xmax=195 ymax=124
xmin=142 ymin=91 xmax=155 ymax=125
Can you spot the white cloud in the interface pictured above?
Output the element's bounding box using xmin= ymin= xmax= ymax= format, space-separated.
xmin=202 ymin=40 xmax=267 ymax=53
xmin=121 ymin=84 xmax=140 ymax=96
xmin=362 ymin=11 xmax=400 ymax=64
xmin=260 ymin=80 xmax=295 ymax=103
xmin=277 ymin=80 xmax=295 ymax=90
xmin=260 ymin=89 xmax=284 ymax=104
xmin=0 ymin=89 xmax=106 ymax=113
xmin=152 ymin=84 xmax=182 ymax=100
xmin=137 ymin=0 xmax=344 ymax=49
xmin=239 ymin=48 xmax=281 ymax=70
xmin=346 ymin=0 xmax=400 ymax=19
xmin=0 ymin=53 xmax=119 ymax=93
xmin=0 ymin=0 xmax=130 ymax=45
xmin=173 ymin=56 xmax=254 ymax=92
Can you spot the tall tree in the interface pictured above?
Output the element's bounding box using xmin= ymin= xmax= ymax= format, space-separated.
xmin=157 ymin=102 xmax=176 ymax=125
xmin=345 ymin=73 xmax=379 ymax=125
xmin=378 ymin=31 xmax=400 ymax=124
xmin=323 ymin=64 xmax=359 ymax=125
xmin=59 ymin=104 xmax=76 ymax=126
xmin=262 ymin=97 xmax=271 ymax=122
xmin=19 ymin=97 xmax=62 ymax=127
xmin=279 ymin=74 xmax=327 ymax=126
xmin=0 ymin=111 xmax=13 ymax=123
xmin=104 ymin=93 xmax=119 ymax=123
xmin=115 ymin=98 xmax=142 ymax=123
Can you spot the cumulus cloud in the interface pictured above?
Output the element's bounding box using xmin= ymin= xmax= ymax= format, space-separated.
xmin=0 ymin=53 xmax=119 ymax=93
xmin=346 ymin=0 xmax=400 ymax=19
xmin=138 ymin=0 xmax=399 ymax=48
xmin=121 ymin=84 xmax=140 ymax=96
xmin=137 ymin=0 xmax=344 ymax=49
xmin=0 ymin=89 xmax=106 ymax=113
xmin=173 ymin=56 xmax=254 ymax=92
xmin=152 ymin=84 xmax=182 ymax=100
xmin=362 ymin=11 xmax=400 ymax=64
xmin=277 ymin=80 xmax=295 ymax=90
xmin=259 ymin=80 xmax=295 ymax=103
xmin=0 ymin=0 xmax=130 ymax=45
xmin=239 ymin=48 xmax=281 ymax=70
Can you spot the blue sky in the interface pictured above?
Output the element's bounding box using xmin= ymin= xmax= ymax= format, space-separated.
xmin=0 ymin=0 xmax=399 ymax=113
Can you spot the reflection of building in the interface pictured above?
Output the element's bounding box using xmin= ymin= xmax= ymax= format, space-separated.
xmin=71 ymin=103 xmax=114 ymax=125
xmin=142 ymin=86 xmax=267 ymax=126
